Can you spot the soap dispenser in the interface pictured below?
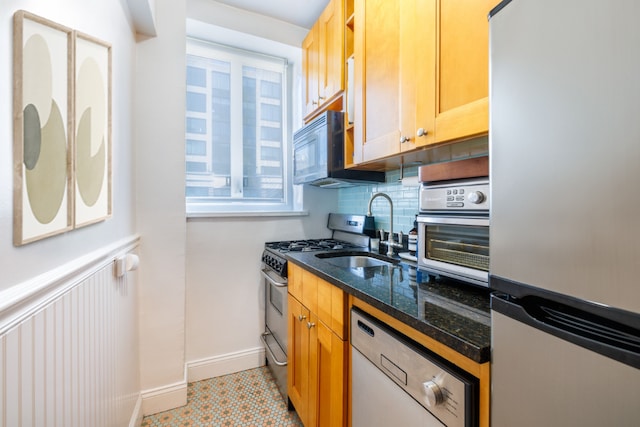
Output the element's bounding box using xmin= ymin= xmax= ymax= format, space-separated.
xmin=408 ymin=215 xmax=418 ymax=255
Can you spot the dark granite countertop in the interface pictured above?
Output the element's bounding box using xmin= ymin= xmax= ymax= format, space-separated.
xmin=286 ymin=250 xmax=491 ymax=363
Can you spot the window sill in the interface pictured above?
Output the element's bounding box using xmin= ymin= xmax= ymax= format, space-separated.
xmin=186 ymin=210 xmax=309 ymax=220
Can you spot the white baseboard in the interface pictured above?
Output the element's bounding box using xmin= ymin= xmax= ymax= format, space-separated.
xmin=187 ymin=346 xmax=266 ymax=383
xmin=129 ymin=394 xmax=143 ymax=427
xmin=141 ymin=378 xmax=188 ymax=416
xmin=139 ymin=347 xmax=265 ymax=418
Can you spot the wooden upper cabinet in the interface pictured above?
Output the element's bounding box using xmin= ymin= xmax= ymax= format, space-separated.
xmin=354 ymin=0 xmax=437 ymax=163
xmin=434 ymin=0 xmax=499 ymax=143
xmin=303 ymin=24 xmax=320 ymax=117
xmin=319 ymin=0 xmax=344 ymax=103
xmin=303 ymin=0 xmax=345 ymax=120
xmin=400 ymin=0 xmax=437 ymax=151
xmin=354 ymin=0 xmax=400 ymax=162
xmin=351 ymin=0 xmax=497 ymax=165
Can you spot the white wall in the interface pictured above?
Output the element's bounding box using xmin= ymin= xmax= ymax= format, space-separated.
xmin=185 ymin=188 xmax=338 ymax=374
xmin=183 ymin=0 xmax=339 ymax=377
xmin=187 ymin=0 xmax=309 ymax=47
xmin=0 ymin=0 xmax=142 ymax=424
xmin=134 ymin=0 xmax=189 ymax=414
xmin=1 ymin=0 xmax=334 ymax=418
xmin=0 ymin=0 xmax=137 ymax=291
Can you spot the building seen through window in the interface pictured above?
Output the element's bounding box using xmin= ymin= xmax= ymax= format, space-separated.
xmin=185 ymin=40 xmax=290 ymax=213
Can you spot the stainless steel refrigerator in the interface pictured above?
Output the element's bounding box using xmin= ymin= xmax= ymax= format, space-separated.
xmin=489 ymin=0 xmax=640 ymax=426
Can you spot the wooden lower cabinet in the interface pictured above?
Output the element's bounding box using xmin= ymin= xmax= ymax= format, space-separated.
xmin=288 ymin=296 xmax=310 ymax=420
xmin=317 ymin=319 xmax=346 ymax=426
xmin=288 ymin=294 xmax=347 ymax=427
xmin=289 ymin=264 xmax=489 ymax=426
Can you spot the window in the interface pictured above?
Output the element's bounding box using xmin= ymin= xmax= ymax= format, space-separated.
xmin=185 ymin=39 xmax=292 ymax=214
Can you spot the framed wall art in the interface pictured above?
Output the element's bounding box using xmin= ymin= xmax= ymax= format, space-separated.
xmin=73 ymin=31 xmax=112 ymax=228
xmin=13 ymin=10 xmax=74 ymax=246
xmin=13 ymin=10 xmax=113 ymax=245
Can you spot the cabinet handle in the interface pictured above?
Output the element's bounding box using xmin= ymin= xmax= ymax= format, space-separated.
xmin=312 ymin=100 xmax=319 ymax=105
xmin=400 ymin=135 xmax=411 ymax=143
xmin=307 ymin=322 xmax=316 ymax=329
xmin=416 ymin=128 xmax=427 ymax=137
xmin=298 ymin=314 xmax=307 ymax=321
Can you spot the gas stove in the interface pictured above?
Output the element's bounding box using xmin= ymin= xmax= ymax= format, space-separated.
xmin=261 ymin=213 xmax=374 ymax=277
xmin=262 ymin=238 xmax=367 ymax=277
xmin=260 ymin=213 xmax=374 ymax=403
xmin=266 ymin=238 xmax=365 ymax=253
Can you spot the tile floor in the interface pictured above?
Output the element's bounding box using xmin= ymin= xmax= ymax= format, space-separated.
xmin=141 ymin=366 xmax=303 ymax=427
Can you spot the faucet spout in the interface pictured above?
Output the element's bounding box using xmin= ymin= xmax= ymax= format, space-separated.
xmin=367 ymin=192 xmax=395 ymax=257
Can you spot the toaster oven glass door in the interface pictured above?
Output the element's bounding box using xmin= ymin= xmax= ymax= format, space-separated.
xmin=417 ymin=216 xmax=489 ymax=287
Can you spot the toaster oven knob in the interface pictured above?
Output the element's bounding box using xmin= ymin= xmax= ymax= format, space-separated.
xmin=467 ymin=191 xmax=485 ymax=204
xmin=423 ymin=380 xmax=445 ymax=407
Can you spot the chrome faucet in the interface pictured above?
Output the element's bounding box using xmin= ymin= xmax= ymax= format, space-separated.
xmin=367 ymin=192 xmax=401 ymax=257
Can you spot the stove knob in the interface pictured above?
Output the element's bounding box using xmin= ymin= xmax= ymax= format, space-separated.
xmin=467 ymin=191 xmax=485 ymax=204
xmin=423 ymin=380 xmax=445 ymax=407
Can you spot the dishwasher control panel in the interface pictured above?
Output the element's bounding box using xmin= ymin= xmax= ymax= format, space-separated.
xmin=350 ymin=308 xmax=478 ymax=427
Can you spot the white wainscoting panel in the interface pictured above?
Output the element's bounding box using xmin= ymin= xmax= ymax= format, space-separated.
xmin=0 ymin=237 xmax=141 ymax=427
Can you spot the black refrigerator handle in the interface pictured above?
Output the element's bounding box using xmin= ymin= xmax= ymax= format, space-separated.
xmin=490 ymin=276 xmax=640 ymax=370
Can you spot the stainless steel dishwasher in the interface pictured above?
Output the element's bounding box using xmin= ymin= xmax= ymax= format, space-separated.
xmin=351 ymin=308 xmax=479 ymax=427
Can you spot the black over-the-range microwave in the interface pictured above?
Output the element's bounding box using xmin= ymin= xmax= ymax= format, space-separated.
xmin=293 ymin=111 xmax=385 ymax=188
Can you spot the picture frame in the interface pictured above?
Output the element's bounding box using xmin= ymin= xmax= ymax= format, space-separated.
xmin=73 ymin=31 xmax=112 ymax=228
xmin=13 ymin=10 xmax=113 ymax=245
xmin=13 ymin=10 xmax=74 ymax=245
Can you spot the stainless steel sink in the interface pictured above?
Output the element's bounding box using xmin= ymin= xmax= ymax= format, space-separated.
xmin=315 ymin=251 xmax=399 ymax=268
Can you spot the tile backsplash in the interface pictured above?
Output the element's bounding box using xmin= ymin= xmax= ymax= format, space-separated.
xmin=337 ymin=137 xmax=488 ymax=236
xmin=338 ymin=167 xmax=421 ymax=235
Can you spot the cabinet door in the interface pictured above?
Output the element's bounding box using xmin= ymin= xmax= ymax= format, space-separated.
xmin=399 ymin=0 xmax=437 ymax=151
xmin=435 ymin=0 xmax=498 ymax=143
xmin=317 ymin=277 xmax=347 ymax=339
xmin=303 ymin=24 xmax=320 ymax=117
xmin=287 ymin=295 xmax=310 ymax=424
xmin=310 ymin=318 xmax=346 ymax=427
xmin=319 ymin=0 xmax=344 ymax=103
xmin=301 ymin=268 xmax=318 ymax=314
xmin=288 ymin=264 xmax=302 ymax=301
xmin=354 ymin=0 xmax=401 ymax=162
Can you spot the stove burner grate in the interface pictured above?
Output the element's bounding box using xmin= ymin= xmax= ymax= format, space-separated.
xmin=265 ymin=239 xmax=364 ymax=253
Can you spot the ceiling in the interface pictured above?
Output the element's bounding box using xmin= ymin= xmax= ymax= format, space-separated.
xmin=212 ymin=0 xmax=330 ymax=29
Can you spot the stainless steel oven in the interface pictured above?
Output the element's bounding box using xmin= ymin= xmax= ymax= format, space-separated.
xmin=260 ymin=259 xmax=289 ymax=401
xmin=260 ymin=213 xmax=374 ymax=404
xmin=417 ymin=178 xmax=489 ymax=287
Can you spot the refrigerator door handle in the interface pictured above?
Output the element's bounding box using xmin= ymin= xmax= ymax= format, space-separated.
xmin=491 ymin=293 xmax=640 ymax=369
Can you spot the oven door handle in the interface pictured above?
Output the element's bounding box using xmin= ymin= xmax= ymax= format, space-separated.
xmin=260 ymin=331 xmax=288 ymax=366
xmin=417 ymin=215 xmax=489 ymax=226
xmin=261 ymin=269 xmax=288 ymax=287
